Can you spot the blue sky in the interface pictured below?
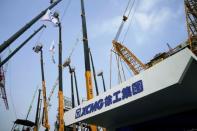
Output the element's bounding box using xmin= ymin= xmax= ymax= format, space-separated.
xmin=0 ymin=0 xmax=187 ymax=130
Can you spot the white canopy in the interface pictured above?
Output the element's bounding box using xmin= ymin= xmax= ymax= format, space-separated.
xmin=64 ymin=48 xmax=197 ymax=129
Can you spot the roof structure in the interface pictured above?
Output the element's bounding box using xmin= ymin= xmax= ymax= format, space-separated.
xmin=64 ymin=48 xmax=197 ymax=129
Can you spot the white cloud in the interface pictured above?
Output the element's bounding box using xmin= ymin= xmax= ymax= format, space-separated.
xmin=138 ymin=0 xmax=160 ymax=12
xmin=89 ymin=15 xmax=122 ymax=38
xmin=135 ymin=7 xmax=172 ymax=32
xmin=89 ymin=0 xmax=183 ymax=45
xmin=89 ymin=0 xmax=161 ymax=39
xmin=134 ymin=0 xmax=183 ymax=33
xmin=109 ymin=0 xmax=121 ymax=7
xmin=130 ymin=0 xmax=184 ymax=46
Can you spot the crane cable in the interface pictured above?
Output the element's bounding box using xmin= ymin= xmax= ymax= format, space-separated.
xmin=122 ymin=0 xmax=138 ymax=43
xmin=109 ymin=50 xmax=112 ymax=88
xmin=68 ymin=32 xmax=81 ymax=60
xmin=124 ymin=0 xmax=135 ymax=18
xmin=25 ymin=85 xmax=39 ymax=120
xmin=111 ymin=0 xmax=137 ymax=83
xmin=120 ymin=59 xmax=126 ymax=81
xmin=109 ymin=49 xmax=127 ymax=87
xmin=33 ymin=27 xmax=46 ymax=48
xmin=114 ymin=0 xmax=136 ymax=41
xmin=122 ymin=59 xmax=133 ymax=77
xmin=60 ymin=0 xmax=72 ymax=22
xmin=115 ymin=53 xmax=122 ymax=84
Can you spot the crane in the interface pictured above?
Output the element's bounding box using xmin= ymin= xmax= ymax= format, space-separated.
xmin=112 ymin=0 xmax=197 ymax=77
xmin=112 ymin=0 xmax=146 ymax=76
xmin=184 ymin=0 xmax=197 ymax=55
xmin=47 ymin=33 xmax=80 ymax=110
xmin=25 ymin=86 xmax=39 ymax=120
xmin=112 ymin=41 xmax=146 ymax=75
xmin=0 ymin=0 xmax=62 ymax=54
xmin=33 ymin=45 xmax=50 ymax=131
xmin=80 ymin=0 xmax=97 ymax=130
xmin=34 ymin=89 xmax=42 ymax=131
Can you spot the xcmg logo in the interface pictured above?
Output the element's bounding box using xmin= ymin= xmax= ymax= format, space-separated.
xmin=75 ymin=80 xmax=143 ymax=119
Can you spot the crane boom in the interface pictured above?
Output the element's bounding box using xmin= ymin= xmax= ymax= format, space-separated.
xmin=185 ymin=0 xmax=197 ymax=54
xmin=80 ymin=0 xmax=97 ymax=130
xmin=0 ymin=0 xmax=62 ymax=53
xmin=112 ymin=0 xmax=146 ymax=76
xmin=33 ymin=45 xmax=50 ymax=130
xmin=80 ymin=0 xmax=93 ymax=101
xmin=0 ymin=25 xmax=46 ymax=67
xmin=112 ymin=40 xmax=146 ymax=75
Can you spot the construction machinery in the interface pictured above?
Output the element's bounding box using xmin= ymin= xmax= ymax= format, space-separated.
xmin=63 ymin=58 xmax=80 ymax=107
xmin=112 ymin=41 xmax=147 ymax=75
xmin=185 ymin=0 xmax=197 ymax=55
xmin=54 ymin=12 xmax=65 ymax=131
xmin=89 ymin=48 xmax=99 ymax=96
xmin=34 ymin=89 xmax=42 ymax=131
xmin=80 ymin=0 xmax=97 ymax=130
xmin=80 ymin=0 xmax=94 ymax=100
xmin=112 ymin=0 xmax=197 ymax=77
xmin=22 ymin=85 xmax=39 ymax=130
xmin=11 ymin=119 xmax=36 ymax=131
xmin=33 ymin=44 xmax=50 ymax=131
xmin=0 ymin=25 xmax=46 ymax=67
xmin=47 ymin=35 xmax=80 ymax=109
xmin=63 ymin=59 xmax=76 ymax=109
xmin=3 ymin=1 xmax=197 ymax=131
xmin=0 ymin=0 xmax=62 ymax=54
xmin=97 ymin=71 xmax=106 ymax=92
xmin=111 ymin=0 xmax=147 ymax=76
xmin=11 ymin=88 xmax=42 ymax=131
xmin=0 ymin=0 xmax=62 ymax=115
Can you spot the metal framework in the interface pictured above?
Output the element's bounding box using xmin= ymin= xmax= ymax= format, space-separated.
xmin=185 ymin=0 xmax=197 ymax=54
xmin=112 ymin=40 xmax=146 ymax=75
xmin=111 ymin=0 xmax=146 ymax=76
xmin=0 ymin=61 xmax=9 ymax=110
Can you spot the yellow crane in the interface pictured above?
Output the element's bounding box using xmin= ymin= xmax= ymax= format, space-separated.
xmin=113 ymin=0 xmax=197 ymax=76
xmin=112 ymin=40 xmax=146 ymax=75
xmin=112 ymin=0 xmax=146 ymax=76
xmin=80 ymin=0 xmax=97 ymax=130
xmin=33 ymin=45 xmax=50 ymax=131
